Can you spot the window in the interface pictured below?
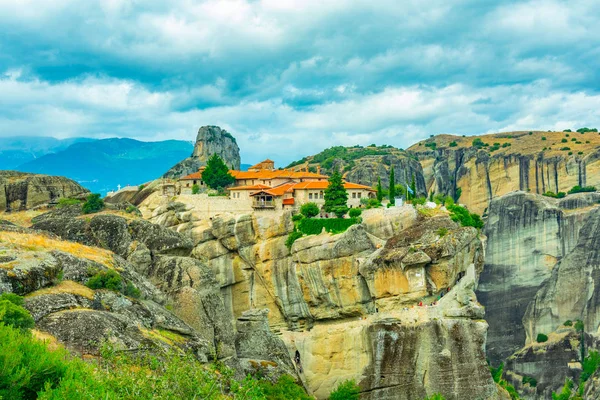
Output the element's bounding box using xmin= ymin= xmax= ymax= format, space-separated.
xmin=357 ymin=192 xmax=361 ymax=199
xmin=309 ymin=193 xmax=313 ymax=199
xmin=320 ymin=191 xmax=324 ymax=199
xmin=352 ymin=192 xmax=356 ymax=198
xmin=193 ymin=180 xmax=197 ymax=185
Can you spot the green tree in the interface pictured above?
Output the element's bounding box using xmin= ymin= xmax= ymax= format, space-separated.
xmin=323 ymin=171 xmax=348 ymax=217
xmin=376 ymin=177 xmax=383 ymax=203
xmin=300 ymin=202 xmax=320 ymax=218
xmin=202 ymin=154 xmax=235 ymax=190
xmin=82 ymin=193 xmax=104 ymax=214
xmin=388 ymin=166 xmax=396 ymax=205
xmin=410 ymin=174 xmax=417 ymax=199
xmin=329 ymin=379 xmax=360 ymax=400
xmin=191 ymin=184 xmax=200 ymax=194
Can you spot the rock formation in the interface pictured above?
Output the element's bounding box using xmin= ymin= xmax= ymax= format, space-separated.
xmin=287 ymin=146 xmax=428 ymax=195
xmin=478 ymin=191 xmax=600 ymax=363
xmin=163 ymin=126 xmax=241 ymax=178
xmin=0 ymin=171 xmax=88 ymax=212
xmin=409 ymin=131 xmax=600 ymax=214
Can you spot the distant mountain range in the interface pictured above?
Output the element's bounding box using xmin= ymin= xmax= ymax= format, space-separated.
xmin=3 ymin=137 xmax=194 ymax=195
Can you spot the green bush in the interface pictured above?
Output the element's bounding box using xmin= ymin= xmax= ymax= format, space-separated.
xmin=542 ymin=136 xmax=547 ymax=141
xmin=536 ymin=333 xmax=548 ymax=343
xmin=124 ymin=282 xmax=141 ymax=299
xmin=437 ymin=228 xmax=448 ymax=237
xmin=576 ymin=127 xmax=598 ymax=133
xmin=564 ymin=320 xmax=573 ymax=326
xmin=560 ymin=147 xmax=571 ymax=151
xmin=472 ymin=138 xmax=484 ymax=147
xmin=568 ymin=185 xmax=597 ymax=194
xmin=423 ymin=394 xmax=445 ymax=400
xmin=542 ymin=191 xmax=566 ymax=199
xmin=522 ymin=375 xmax=537 ymax=387
xmin=449 ymin=141 xmax=457 ymax=147
xmin=411 ymin=197 xmax=427 ymax=206
xmin=575 ymin=320 xmax=584 ymax=332
xmin=0 ymin=300 xmax=35 ymax=330
xmin=424 ymin=142 xmax=437 ymax=150
xmin=297 ymin=218 xmax=359 ymax=235
xmin=86 ymin=270 xmax=123 ymax=291
xmin=259 ymin=375 xmax=311 ymax=400
xmin=363 ymin=198 xmax=382 ymax=209
xmin=502 ymin=143 xmax=511 ymax=148
xmin=292 ymin=214 xmax=304 ymax=222
xmin=581 ymin=351 xmax=600 ymax=383
xmin=564 ymin=129 xmax=572 ymax=132
xmin=82 ymin=193 xmax=104 ymax=214
xmin=138 ymin=184 xmax=145 ymax=191
xmin=300 ymin=202 xmax=320 ymax=218
xmin=57 ymin=198 xmax=81 ymax=208
xmin=285 ymin=231 xmax=303 ymax=249
xmin=329 ymin=379 xmax=360 ymax=400
xmin=191 ymin=184 xmax=200 ymax=194
xmin=0 ymin=293 xmax=24 ymax=306
xmin=552 ymin=378 xmax=573 ymax=400
xmin=348 ymin=208 xmax=362 ymax=218
xmin=447 ymin=204 xmax=483 ymax=229
xmin=561 ymin=138 xmax=568 ymax=143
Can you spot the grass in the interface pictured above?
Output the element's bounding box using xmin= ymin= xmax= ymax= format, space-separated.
xmin=140 ymin=328 xmax=187 ymax=346
xmin=26 ymin=280 xmax=96 ymax=300
xmin=0 ymin=231 xmax=114 ymax=268
xmin=0 ymin=210 xmax=46 ymax=227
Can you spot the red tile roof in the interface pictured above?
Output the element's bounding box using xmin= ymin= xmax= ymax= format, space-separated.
xmin=230 ymin=170 xmax=327 ymax=180
xmin=227 ymin=184 xmax=271 ymax=191
xmin=180 ymin=172 xmax=203 ymax=180
xmin=282 ymin=198 xmax=295 ymax=205
xmin=291 ymin=181 xmax=376 ymax=191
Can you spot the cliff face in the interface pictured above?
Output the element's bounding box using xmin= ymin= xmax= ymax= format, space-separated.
xmin=163 ymin=126 xmax=241 ymax=178
xmin=287 ymin=146 xmax=427 ymax=195
xmin=477 ymin=191 xmax=600 ymax=363
xmin=409 ymin=131 xmax=600 ymax=214
xmin=0 ymin=171 xmax=88 ymax=212
xmin=139 ymin=201 xmax=504 ymax=400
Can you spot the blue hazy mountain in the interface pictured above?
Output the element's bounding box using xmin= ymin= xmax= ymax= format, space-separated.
xmin=0 ymin=136 xmax=94 ymax=170
xmin=17 ymin=138 xmax=194 ymax=195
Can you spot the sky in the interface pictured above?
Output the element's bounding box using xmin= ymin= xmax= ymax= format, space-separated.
xmin=1 ymin=0 xmax=599 ymax=165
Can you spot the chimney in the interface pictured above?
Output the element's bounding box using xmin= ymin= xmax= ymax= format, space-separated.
xmin=317 ymin=166 xmax=321 ymax=174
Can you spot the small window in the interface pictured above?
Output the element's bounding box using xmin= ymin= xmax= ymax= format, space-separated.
xmin=193 ymin=180 xmax=197 ymax=185
xmin=352 ymin=192 xmax=356 ymax=198
xmin=320 ymin=191 xmax=324 ymax=199
xmin=357 ymin=192 xmax=361 ymax=199
xmin=309 ymin=193 xmax=313 ymax=199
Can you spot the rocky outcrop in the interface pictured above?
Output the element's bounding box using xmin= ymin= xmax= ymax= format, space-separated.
xmin=409 ymin=131 xmax=600 ymax=214
xmin=477 ymin=191 xmax=600 ymax=363
xmin=504 ymin=326 xmax=598 ymax=399
xmin=163 ymin=126 xmax=241 ymax=178
xmin=140 ymin=201 xmax=502 ymax=399
xmin=0 ymin=171 xmax=88 ymax=212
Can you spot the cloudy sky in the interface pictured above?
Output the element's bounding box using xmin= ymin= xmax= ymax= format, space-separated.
xmin=1 ymin=0 xmax=599 ymax=164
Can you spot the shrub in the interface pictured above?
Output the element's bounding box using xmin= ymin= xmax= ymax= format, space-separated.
xmin=449 ymin=141 xmax=458 ymax=147
xmin=577 ymin=127 xmax=598 ymax=133
xmin=581 ymin=351 xmax=600 ymax=383
xmin=568 ymin=185 xmax=596 ymax=194
xmin=564 ymin=320 xmax=573 ymax=326
xmin=348 ymin=208 xmax=362 ymax=218
xmin=329 ymin=379 xmax=360 ymax=400
xmin=82 ymin=193 xmax=104 ymax=214
xmin=285 ymin=231 xmax=303 ymax=249
xmin=424 ymin=142 xmax=437 ymax=150
xmin=292 ymin=214 xmax=304 ymax=222
xmin=0 ymin=293 xmax=24 ymax=306
xmin=447 ymin=204 xmax=483 ymax=229
xmin=437 ymin=227 xmax=448 ymax=237
xmin=575 ymin=320 xmax=584 ymax=332
xmin=259 ymin=375 xmax=311 ymax=400
xmin=0 ymin=300 xmax=35 ymax=330
xmin=138 ymin=184 xmax=145 ymax=191
xmin=552 ymin=378 xmax=574 ymax=400
xmin=364 ymin=198 xmax=382 ymax=209
xmin=502 ymin=142 xmax=511 ymax=148
xmin=560 ymin=147 xmax=571 ymax=151
xmin=536 ymin=333 xmax=548 ymax=343
xmin=300 ymin=202 xmax=320 ymax=218
xmin=578 ymin=152 xmax=584 ymax=155
xmin=124 ymin=282 xmax=141 ymax=299
xmin=522 ymin=375 xmax=537 ymax=387
xmin=424 ymin=394 xmax=446 ymax=400
xmin=542 ymin=191 xmax=566 ymax=199
xmin=411 ymin=197 xmax=427 ymax=206
xmin=564 ymin=129 xmax=572 ymax=132
xmin=57 ymin=198 xmax=81 ymax=208
xmin=86 ymin=270 xmax=122 ymax=291
xmin=568 ymin=152 xmax=573 ymax=156
xmin=297 ymin=218 xmax=359 ymax=235
xmin=472 ymin=138 xmax=484 ymax=147
xmin=191 ymin=184 xmax=200 ymax=194
xmin=542 ymin=136 xmax=547 ymax=141
xmin=529 ymin=131 xmax=533 ymax=135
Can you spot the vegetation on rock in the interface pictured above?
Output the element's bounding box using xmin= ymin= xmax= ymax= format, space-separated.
xmin=568 ymin=185 xmax=596 ymax=194
xmin=536 ymin=333 xmax=548 ymax=343
xmin=300 ymin=202 xmax=320 ymax=218
xmin=447 ymin=204 xmax=483 ymax=229
xmin=329 ymin=379 xmax=360 ymax=400
xmin=82 ymin=193 xmax=104 ymax=214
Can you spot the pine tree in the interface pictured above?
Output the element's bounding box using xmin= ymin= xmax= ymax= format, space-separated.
xmin=388 ymin=167 xmax=396 ymax=205
xmin=410 ymin=174 xmax=416 ymax=199
xmin=376 ymin=177 xmax=383 ymax=203
xmin=202 ymin=154 xmax=235 ymax=190
xmin=324 ymin=171 xmax=349 ymax=217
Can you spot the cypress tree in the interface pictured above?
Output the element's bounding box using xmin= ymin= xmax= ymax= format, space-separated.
xmin=202 ymin=154 xmax=235 ymax=190
xmin=376 ymin=177 xmax=383 ymax=203
xmin=388 ymin=167 xmax=396 ymax=205
xmin=410 ymin=174 xmax=416 ymax=199
xmin=324 ymin=171 xmax=349 ymax=217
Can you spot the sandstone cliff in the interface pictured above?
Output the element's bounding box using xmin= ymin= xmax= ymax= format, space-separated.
xmin=163 ymin=126 xmax=241 ymax=178
xmin=409 ymin=131 xmax=600 ymax=214
xmin=477 ymin=191 xmax=600 ymax=363
xmin=287 ymin=145 xmax=427 ymax=196
xmin=138 ymin=200 xmax=505 ymax=400
xmin=0 ymin=170 xmax=88 ymax=212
